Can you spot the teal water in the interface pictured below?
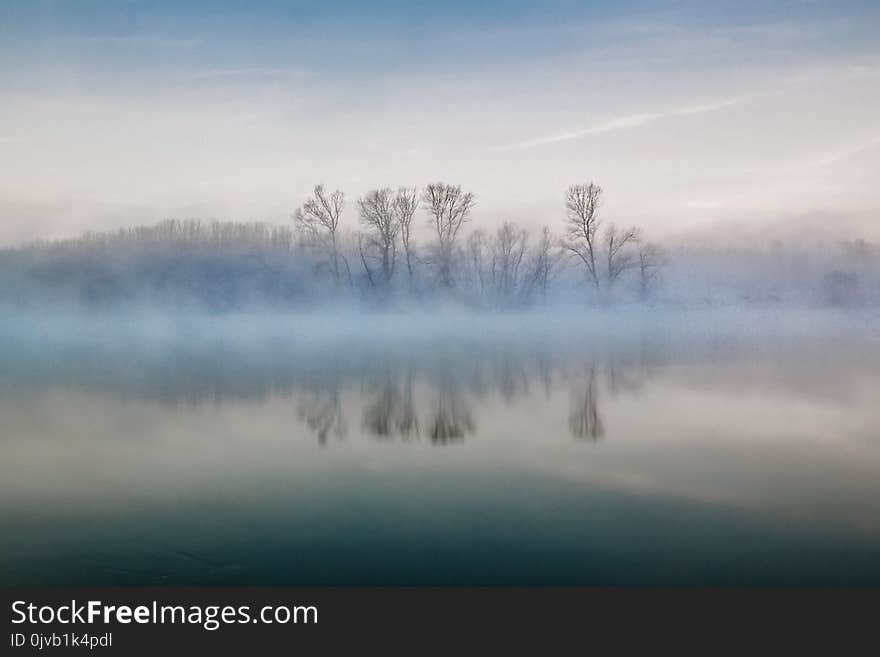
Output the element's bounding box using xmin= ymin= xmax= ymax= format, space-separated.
xmin=2 ymin=313 xmax=879 ymax=585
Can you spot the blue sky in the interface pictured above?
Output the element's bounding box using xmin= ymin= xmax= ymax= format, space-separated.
xmin=1 ymin=1 xmax=879 ymax=243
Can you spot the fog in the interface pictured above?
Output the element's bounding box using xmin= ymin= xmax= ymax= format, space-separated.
xmin=2 ymin=296 xmax=878 ymax=439
xmin=1 ymin=211 xmax=879 ymax=314
xmin=2 ymin=208 xmax=877 ymax=413
xmin=2 ymin=218 xmax=879 ymax=584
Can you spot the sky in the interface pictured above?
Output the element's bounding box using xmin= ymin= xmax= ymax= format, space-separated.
xmin=1 ymin=0 xmax=879 ymax=245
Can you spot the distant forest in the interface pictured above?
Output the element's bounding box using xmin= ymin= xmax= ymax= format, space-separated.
xmin=1 ymin=182 xmax=878 ymax=312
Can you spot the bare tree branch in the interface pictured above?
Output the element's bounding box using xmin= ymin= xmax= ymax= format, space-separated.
xmin=603 ymin=224 xmax=640 ymax=288
xmin=637 ymin=241 xmax=665 ymax=301
xmin=358 ymin=187 xmax=399 ymax=286
xmin=561 ymin=182 xmax=603 ymax=290
xmin=422 ymin=182 xmax=476 ymax=287
xmin=394 ymin=187 xmax=420 ymax=286
xmin=293 ymin=184 xmax=346 ymax=285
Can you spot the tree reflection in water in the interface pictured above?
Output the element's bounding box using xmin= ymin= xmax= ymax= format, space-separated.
xmin=569 ymin=366 xmax=604 ymax=441
xmin=3 ymin=333 xmax=660 ymax=447
xmin=297 ymin=387 xmax=347 ymax=445
xmin=286 ymin=352 xmax=654 ymax=446
xmin=426 ymin=388 xmax=474 ymax=445
xmin=362 ymin=370 xmax=420 ymax=440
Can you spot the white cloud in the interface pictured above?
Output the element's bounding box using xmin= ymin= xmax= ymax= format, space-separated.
xmin=507 ymin=97 xmax=744 ymax=149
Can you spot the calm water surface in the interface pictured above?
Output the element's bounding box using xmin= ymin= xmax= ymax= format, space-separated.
xmin=1 ymin=312 xmax=879 ymax=584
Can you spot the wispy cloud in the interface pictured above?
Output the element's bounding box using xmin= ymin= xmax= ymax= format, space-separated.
xmin=69 ymin=34 xmax=204 ymax=49
xmin=507 ymin=97 xmax=743 ymax=149
xmin=187 ymin=68 xmax=307 ymax=81
xmin=811 ymin=135 xmax=880 ymax=168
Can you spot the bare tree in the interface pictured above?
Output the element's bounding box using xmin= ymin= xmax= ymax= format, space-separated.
xmin=466 ymin=229 xmax=490 ymax=303
xmin=357 ymin=188 xmax=398 ymax=287
xmin=394 ymin=187 xmax=420 ymax=286
xmin=603 ymin=224 xmax=640 ymax=291
xmin=293 ymin=184 xmax=347 ymax=285
xmin=523 ymin=226 xmax=558 ymax=305
xmin=466 ymin=223 xmax=559 ymax=309
xmin=422 ymin=182 xmax=476 ymax=287
xmin=562 ymin=182 xmax=603 ymax=291
xmin=637 ymin=242 xmax=665 ymax=301
xmin=489 ymin=221 xmax=529 ymax=308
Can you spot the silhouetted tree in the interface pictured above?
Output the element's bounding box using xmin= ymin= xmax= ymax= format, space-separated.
xmin=603 ymin=224 xmax=640 ymax=292
xmin=523 ymin=226 xmax=559 ymax=304
xmin=422 ymin=182 xmax=476 ymax=287
xmin=294 ymin=184 xmax=348 ymax=285
xmin=394 ymin=187 xmax=420 ymax=286
xmin=562 ymin=182 xmax=603 ymax=291
xmin=490 ymin=221 xmax=529 ymax=307
xmin=637 ymin=242 xmax=665 ymax=301
xmin=466 ymin=222 xmax=557 ymax=309
xmin=466 ymin=229 xmax=490 ymax=303
xmin=358 ymin=188 xmax=399 ymax=287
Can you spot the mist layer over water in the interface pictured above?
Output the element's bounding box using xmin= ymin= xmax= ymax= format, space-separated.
xmin=1 ymin=308 xmax=879 ymax=584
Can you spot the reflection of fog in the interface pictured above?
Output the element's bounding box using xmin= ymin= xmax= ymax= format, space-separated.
xmin=605 ymin=360 xmax=646 ymax=397
xmin=489 ymin=355 xmax=531 ymax=402
xmin=6 ymin=325 xmax=878 ymax=450
xmin=0 ymin=336 xmax=669 ymax=446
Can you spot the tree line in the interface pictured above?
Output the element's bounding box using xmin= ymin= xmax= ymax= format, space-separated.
xmin=4 ymin=181 xmax=878 ymax=311
xmin=293 ymin=181 xmax=664 ymax=306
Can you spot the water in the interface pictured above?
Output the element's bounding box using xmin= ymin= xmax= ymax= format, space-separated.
xmin=1 ymin=310 xmax=879 ymax=585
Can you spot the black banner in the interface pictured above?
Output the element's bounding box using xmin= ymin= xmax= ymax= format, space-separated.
xmin=3 ymin=588 xmax=878 ymax=653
